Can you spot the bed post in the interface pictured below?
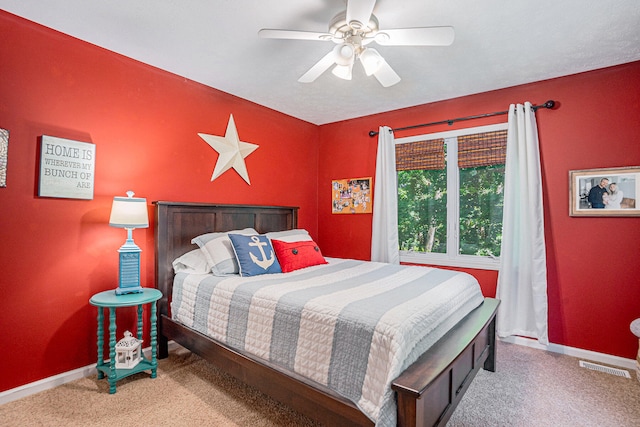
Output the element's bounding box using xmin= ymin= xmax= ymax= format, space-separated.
xmin=153 ymin=201 xmax=172 ymax=359
xmin=157 ymin=284 xmax=170 ymax=360
xmin=483 ymin=314 xmax=497 ymax=372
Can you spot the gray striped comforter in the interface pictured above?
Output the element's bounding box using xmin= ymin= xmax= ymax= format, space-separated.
xmin=171 ymin=258 xmax=484 ymax=427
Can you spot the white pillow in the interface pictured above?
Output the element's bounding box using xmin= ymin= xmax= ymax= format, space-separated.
xmin=191 ymin=228 xmax=258 ymax=275
xmin=172 ymin=249 xmax=211 ymax=274
xmin=265 ymin=229 xmax=313 ymax=243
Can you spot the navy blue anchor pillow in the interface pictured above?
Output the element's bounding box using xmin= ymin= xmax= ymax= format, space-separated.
xmin=228 ymin=234 xmax=282 ymax=277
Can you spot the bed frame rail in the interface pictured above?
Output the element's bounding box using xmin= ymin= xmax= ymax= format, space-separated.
xmin=161 ymin=314 xmax=374 ymax=426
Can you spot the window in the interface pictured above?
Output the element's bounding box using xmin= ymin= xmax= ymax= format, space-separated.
xmin=396 ymin=123 xmax=508 ymax=270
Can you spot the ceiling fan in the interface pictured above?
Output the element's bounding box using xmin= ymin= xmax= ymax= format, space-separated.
xmin=258 ymin=0 xmax=454 ymax=87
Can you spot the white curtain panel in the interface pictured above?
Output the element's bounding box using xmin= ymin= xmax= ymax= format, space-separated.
xmin=496 ymin=102 xmax=549 ymax=345
xmin=371 ymin=126 xmax=400 ymax=264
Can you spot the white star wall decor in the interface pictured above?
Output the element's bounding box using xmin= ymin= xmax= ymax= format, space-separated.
xmin=198 ymin=114 xmax=259 ymax=185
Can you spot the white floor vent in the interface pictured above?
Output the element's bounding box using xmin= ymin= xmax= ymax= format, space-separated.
xmin=579 ymin=360 xmax=631 ymax=378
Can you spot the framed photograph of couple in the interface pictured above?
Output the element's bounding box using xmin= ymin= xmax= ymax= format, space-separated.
xmin=569 ymin=166 xmax=640 ymax=216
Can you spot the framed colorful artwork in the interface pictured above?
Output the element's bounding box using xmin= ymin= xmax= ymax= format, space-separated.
xmin=332 ymin=177 xmax=372 ymax=214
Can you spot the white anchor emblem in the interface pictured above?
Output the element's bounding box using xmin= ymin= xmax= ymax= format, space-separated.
xmin=248 ymin=236 xmax=275 ymax=270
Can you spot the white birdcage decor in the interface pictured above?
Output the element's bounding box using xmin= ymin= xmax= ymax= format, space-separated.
xmin=115 ymin=330 xmax=143 ymax=369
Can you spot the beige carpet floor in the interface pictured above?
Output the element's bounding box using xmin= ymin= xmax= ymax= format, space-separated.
xmin=448 ymin=342 xmax=640 ymax=426
xmin=1 ymin=341 xmax=639 ymax=426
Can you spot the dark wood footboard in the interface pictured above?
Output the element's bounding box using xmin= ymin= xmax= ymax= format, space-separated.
xmin=393 ymin=298 xmax=499 ymax=427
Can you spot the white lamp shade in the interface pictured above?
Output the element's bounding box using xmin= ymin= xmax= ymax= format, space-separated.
xmin=332 ymin=63 xmax=353 ymax=80
xmin=360 ymin=48 xmax=383 ymax=76
xmin=333 ymin=43 xmax=355 ymax=66
xmin=109 ymin=192 xmax=149 ymax=228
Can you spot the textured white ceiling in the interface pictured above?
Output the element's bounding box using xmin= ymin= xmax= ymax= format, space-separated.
xmin=2 ymin=0 xmax=640 ymax=124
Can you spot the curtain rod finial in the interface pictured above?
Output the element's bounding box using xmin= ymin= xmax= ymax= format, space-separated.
xmin=369 ymin=130 xmax=379 ymax=137
xmin=543 ymin=100 xmax=555 ymax=109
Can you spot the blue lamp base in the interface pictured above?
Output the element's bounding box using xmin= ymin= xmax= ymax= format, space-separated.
xmin=116 ymin=237 xmax=144 ymax=295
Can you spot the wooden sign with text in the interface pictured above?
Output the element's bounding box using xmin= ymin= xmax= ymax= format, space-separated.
xmin=38 ymin=136 xmax=96 ymax=200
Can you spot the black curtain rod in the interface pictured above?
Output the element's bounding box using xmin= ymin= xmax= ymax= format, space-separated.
xmin=368 ymin=100 xmax=556 ymax=137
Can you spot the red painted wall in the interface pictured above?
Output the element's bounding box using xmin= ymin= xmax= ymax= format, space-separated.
xmin=318 ymin=61 xmax=640 ymax=360
xmin=0 ymin=11 xmax=319 ymax=392
xmin=2 ymin=9 xmax=639 ymax=394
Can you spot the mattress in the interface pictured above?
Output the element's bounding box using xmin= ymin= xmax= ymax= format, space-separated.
xmin=171 ymin=258 xmax=484 ymax=427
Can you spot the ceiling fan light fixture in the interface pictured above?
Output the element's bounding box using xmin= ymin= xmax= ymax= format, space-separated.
xmin=360 ymin=48 xmax=383 ymax=76
xmin=260 ymin=1 xmax=454 ymax=87
xmin=332 ymin=63 xmax=353 ymax=80
xmin=333 ymin=43 xmax=355 ymax=66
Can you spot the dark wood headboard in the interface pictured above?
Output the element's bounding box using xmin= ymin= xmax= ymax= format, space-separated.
xmin=153 ymin=201 xmax=299 ymax=319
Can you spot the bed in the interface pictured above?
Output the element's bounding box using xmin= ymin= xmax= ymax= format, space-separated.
xmin=154 ymin=201 xmax=499 ymax=427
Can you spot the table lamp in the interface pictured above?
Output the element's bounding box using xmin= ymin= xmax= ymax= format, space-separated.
xmin=109 ymin=191 xmax=148 ymax=295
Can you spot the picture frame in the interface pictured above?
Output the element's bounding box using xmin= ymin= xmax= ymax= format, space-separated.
xmin=38 ymin=135 xmax=96 ymax=200
xmin=332 ymin=177 xmax=372 ymax=214
xmin=569 ymin=166 xmax=640 ymax=216
xmin=0 ymin=128 xmax=8 ymax=188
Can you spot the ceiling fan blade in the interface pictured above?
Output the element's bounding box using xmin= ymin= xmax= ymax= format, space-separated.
xmin=259 ymin=29 xmax=333 ymax=41
xmin=346 ymin=0 xmax=376 ymax=30
xmin=373 ymin=58 xmax=401 ymax=87
xmin=298 ymin=50 xmax=337 ymax=83
xmin=375 ymin=26 xmax=455 ymax=46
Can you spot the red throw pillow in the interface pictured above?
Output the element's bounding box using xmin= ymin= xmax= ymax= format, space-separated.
xmin=272 ymin=239 xmax=328 ymax=273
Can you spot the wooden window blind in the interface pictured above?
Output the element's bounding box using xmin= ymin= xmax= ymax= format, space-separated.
xmin=395 ymin=139 xmax=445 ymax=171
xmin=457 ymin=129 xmax=507 ymax=168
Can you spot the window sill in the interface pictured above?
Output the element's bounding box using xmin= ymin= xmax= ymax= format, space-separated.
xmin=399 ymin=252 xmax=501 ymax=271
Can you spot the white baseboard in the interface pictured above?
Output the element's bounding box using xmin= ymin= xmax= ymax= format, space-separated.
xmin=1 ymin=339 xmax=635 ymax=406
xmin=0 ymin=342 xmax=181 ymax=406
xmin=499 ymin=336 xmax=637 ymax=371
xmin=0 ymin=363 xmax=97 ymax=406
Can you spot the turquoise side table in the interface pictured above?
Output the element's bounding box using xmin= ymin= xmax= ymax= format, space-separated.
xmin=89 ymin=288 xmax=162 ymax=394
